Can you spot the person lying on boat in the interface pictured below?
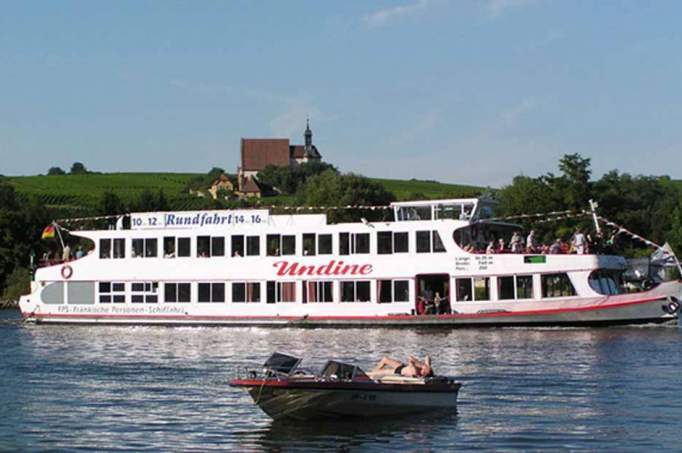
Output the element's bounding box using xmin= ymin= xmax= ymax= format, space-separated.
xmin=370 ymin=355 xmax=433 ymax=378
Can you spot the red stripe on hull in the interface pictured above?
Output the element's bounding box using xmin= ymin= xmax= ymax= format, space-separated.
xmin=30 ymin=296 xmax=669 ymax=322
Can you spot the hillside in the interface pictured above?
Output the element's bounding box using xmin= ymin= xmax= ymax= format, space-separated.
xmin=6 ymin=172 xmax=486 ymax=210
xmin=7 ymin=173 xmax=198 ymax=208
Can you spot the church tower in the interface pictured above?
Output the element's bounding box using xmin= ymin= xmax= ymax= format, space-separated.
xmin=304 ymin=118 xmax=313 ymax=157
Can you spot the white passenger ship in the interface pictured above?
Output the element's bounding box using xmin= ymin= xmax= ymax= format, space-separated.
xmin=19 ymin=198 xmax=682 ymax=326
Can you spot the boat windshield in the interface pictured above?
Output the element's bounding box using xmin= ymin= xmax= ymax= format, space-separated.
xmin=263 ymin=352 xmax=301 ymax=375
xmin=320 ymin=361 xmax=367 ymax=380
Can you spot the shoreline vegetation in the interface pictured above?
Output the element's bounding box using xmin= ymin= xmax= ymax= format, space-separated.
xmin=1 ymin=154 xmax=681 ymax=305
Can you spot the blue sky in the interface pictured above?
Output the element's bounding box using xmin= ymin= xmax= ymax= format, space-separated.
xmin=1 ymin=0 xmax=681 ymax=186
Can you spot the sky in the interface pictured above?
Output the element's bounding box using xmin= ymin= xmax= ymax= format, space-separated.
xmin=1 ymin=0 xmax=682 ymax=187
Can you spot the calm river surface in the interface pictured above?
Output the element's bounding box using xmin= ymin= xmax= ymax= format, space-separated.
xmin=1 ymin=309 xmax=681 ymax=452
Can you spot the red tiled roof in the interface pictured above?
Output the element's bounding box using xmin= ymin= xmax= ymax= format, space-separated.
xmin=241 ymin=138 xmax=291 ymax=171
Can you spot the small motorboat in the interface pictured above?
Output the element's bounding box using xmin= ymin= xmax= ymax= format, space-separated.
xmin=230 ymin=352 xmax=462 ymax=421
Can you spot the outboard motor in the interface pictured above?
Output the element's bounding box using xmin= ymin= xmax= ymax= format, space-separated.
xmin=661 ymin=296 xmax=680 ymax=315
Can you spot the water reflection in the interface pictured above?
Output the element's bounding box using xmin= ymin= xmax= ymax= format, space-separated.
xmin=1 ymin=310 xmax=682 ymax=451
xmin=250 ymin=412 xmax=459 ymax=452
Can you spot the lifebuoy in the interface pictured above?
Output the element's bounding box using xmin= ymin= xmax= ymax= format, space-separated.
xmin=61 ymin=265 xmax=73 ymax=280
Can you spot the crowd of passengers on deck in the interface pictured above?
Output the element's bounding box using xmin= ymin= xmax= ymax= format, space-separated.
xmin=460 ymin=227 xmax=623 ymax=256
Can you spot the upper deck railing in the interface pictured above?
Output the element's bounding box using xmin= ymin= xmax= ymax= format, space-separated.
xmin=390 ymin=198 xmax=496 ymax=222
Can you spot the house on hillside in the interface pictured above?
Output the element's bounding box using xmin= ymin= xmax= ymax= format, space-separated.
xmin=237 ymin=120 xmax=322 ymax=197
xmin=208 ymin=174 xmax=235 ymax=200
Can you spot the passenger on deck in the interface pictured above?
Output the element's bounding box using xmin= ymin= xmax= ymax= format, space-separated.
xmin=371 ymin=355 xmax=433 ymax=378
xmin=485 ymin=241 xmax=495 ymax=254
xmin=62 ymin=244 xmax=71 ymax=262
xmin=510 ymin=232 xmax=523 ymax=253
xmin=526 ymin=230 xmax=539 ymax=253
xmin=75 ymin=246 xmax=84 ymax=259
xmin=549 ymin=239 xmax=562 ymax=254
xmin=572 ymin=228 xmax=587 ymax=254
xmin=497 ymin=238 xmax=506 ymax=253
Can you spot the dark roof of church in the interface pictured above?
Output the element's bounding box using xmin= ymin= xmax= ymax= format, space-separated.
xmin=241 ymin=138 xmax=291 ymax=171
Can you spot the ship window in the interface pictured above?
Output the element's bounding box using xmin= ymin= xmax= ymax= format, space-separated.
xmin=340 ymin=281 xmax=371 ymax=302
xmin=197 ymin=236 xmax=210 ymax=257
xmin=267 ymin=281 xmax=296 ymax=303
xmin=339 ymin=233 xmax=350 ymax=255
xmin=416 ymin=231 xmax=431 ymax=253
xmin=355 ymin=234 xmax=370 ymax=254
xmin=232 ymin=282 xmax=260 ymax=303
xmin=196 ymin=236 xmax=225 ymax=258
xmin=542 ymin=273 xmax=576 ymax=298
xmin=132 ymin=282 xmax=158 ymax=303
xmin=178 ymin=238 xmax=190 ymax=257
xmin=266 ymin=234 xmax=295 ymax=256
xmin=99 ymin=239 xmax=111 ymax=259
xmin=145 ymin=239 xmax=157 ymax=258
xmin=456 ymin=277 xmax=490 ymax=301
xmin=498 ymin=276 xmax=515 ymax=300
xmin=456 ymin=278 xmax=473 ymax=302
xmin=377 ymin=232 xmax=392 ymax=254
xmin=133 ymin=239 xmax=157 ymax=258
xmin=339 ymin=233 xmax=370 ymax=255
xmin=164 ymin=236 xmax=176 ymax=258
xmin=303 ymin=281 xmax=333 ymax=303
xmin=267 ymin=235 xmax=280 ymax=256
xmin=588 ymin=270 xmax=623 ymax=295
xmin=246 ymin=236 xmax=260 ymax=256
xmin=232 ymin=235 xmax=244 ymax=257
xmin=99 ymin=281 xmax=125 ymax=303
xmin=303 ymin=234 xmax=316 ymax=256
xmin=433 ymin=231 xmax=446 ymax=253
xmin=132 ymin=239 xmax=143 ymax=257
xmin=164 ymin=283 xmax=176 ymax=302
xmin=211 ymin=237 xmax=225 ymax=257
xmin=394 ymin=233 xmax=409 ymax=253
xmin=318 ymin=234 xmax=332 ymax=255
xmin=164 ymin=283 xmax=191 ymax=303
xmin=474 ymin=277 xmax=490 ymax=301
xmin=113 ymin=239 xmax=125 ymax=258
xmin=377 ymin=232 xmax=409 ymax=254
xmin=178 ymin=283 xmax=191 ymax=302
xmin=417 ymin=230 xmax=445 ymax=253
xmin=516 ymin=275 xmax=534 ymax=299
xmin=282 ymin=235 xmax=295 ymax=255
xmin=198 ymin=283 xmax=225 ymax=303
xmin=378 ymin=279 xmax=410 ymax=303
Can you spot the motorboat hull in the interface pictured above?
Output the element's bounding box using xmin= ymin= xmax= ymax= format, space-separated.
xmin=232 ymin=379 xmax=461 ymax=421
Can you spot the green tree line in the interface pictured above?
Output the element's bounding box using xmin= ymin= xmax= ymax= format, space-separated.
xmin=1 ymin=155 xmax=681 ymax=303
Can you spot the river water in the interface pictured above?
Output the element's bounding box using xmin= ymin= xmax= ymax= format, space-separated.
xmin=1 ymin=309 xmax=681 ymax=452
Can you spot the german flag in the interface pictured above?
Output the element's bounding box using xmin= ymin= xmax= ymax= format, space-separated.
xmin=41 ymin=225 xmax=56 ymax=240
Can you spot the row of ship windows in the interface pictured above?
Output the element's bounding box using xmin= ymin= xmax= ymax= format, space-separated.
xmin=98 ymin=230 xmax=447 ymax=259
xmin=98 ymin=279 xmax=411 ymax=304
xmin=94 ymin=273 xmax=576 ymax=304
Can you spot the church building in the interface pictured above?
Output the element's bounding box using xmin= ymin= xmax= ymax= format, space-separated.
xmin=237 ymin=121 xmax=322 ymax=197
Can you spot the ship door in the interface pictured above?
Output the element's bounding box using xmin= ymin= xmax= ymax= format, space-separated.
xmin=415 ymin=274 xmax=450 ymax=315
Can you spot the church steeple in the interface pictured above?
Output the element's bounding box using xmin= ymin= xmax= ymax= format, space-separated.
xmin=304 ymin=117 xmax=312 ymax=154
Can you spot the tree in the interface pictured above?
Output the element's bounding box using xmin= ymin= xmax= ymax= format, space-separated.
xmin=2 ymin=267 xmax=31 ymax=303
xmin=47 ymin=167 xmax=66 ymax=175
xmin=70 ymin=162 xmax=88 ymax=174
xmin=666 ymin=206 xmax=682 ymax=256
xmin=297 ymin=170 xmax=395 ymax=207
